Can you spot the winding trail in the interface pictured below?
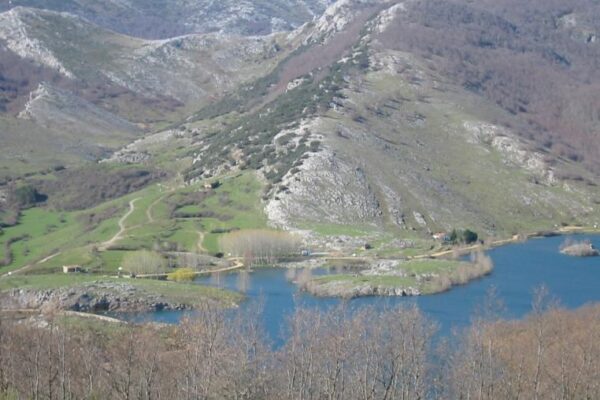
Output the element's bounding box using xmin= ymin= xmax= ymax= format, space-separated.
xmin=147 ymin=192 xmax=167 ymax=224
xmin=146 ymin=183 xmax=182 ymax=223
xmin=98 ymin=198 xmax=141 ymax=251
xmin=197 ymin=231 xmax=207 ymax=253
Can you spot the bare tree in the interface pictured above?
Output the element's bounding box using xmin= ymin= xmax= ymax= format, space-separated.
xmin=220 ymin=230 xmax=301 ymax=266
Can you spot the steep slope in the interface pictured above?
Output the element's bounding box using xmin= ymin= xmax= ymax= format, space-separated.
xmin=1 ymin=0 xmax=598 ymax=241
xmin=0 ymin=7 xmax=288 ymax=105
xmin=182 ymin=0 xmax=600 ymax=237
xmin=0 ymin=83 xmax=140 ymax=177
xmin=17 ymin=83 xmax=139 ymax=138
xmin=0 ymin=6 xmax=293 ymax=173
xmin=265 ymin=50 xmax=598 ymax=234
xmin=379 ymin=0 xmax=600 ymax=171
xmin=0 ymin=0 xmax=334 ymax=39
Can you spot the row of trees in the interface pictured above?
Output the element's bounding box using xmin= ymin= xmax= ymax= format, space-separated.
xmin=118 ymin=229 xmax=302 ymax=275
xmin=121 ymin=250 xmax=167 ymax=275
xmin=219 ymin=229 xmax=301 ymax=266
xmin=0 ymin=289 xmax=598 ymax=399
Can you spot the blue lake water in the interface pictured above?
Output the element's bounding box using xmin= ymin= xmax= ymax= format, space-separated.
xmin=125 ymin=234 xmax=600 ymax=344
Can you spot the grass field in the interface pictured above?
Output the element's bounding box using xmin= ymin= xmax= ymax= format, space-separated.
xmin=301 ymin=223 xmax=378 ymax=238
xmin=309 ymin=258 xmax=474 ymax=296
xmin=313 ymin=274 xmax=416 ymax=288
xmin=0 ymin=172 xmax=269 ymax=275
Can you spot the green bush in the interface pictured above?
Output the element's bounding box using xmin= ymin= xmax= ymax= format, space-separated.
xmin=449 ymin=229 xmax=479 ymax=245
xmin=167 ymin=268 xmax=197 ymax=282
xmin=13 ymin=185 xmax=43 ymax=207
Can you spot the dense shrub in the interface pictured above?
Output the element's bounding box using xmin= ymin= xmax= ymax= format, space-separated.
xmin=12 ymin=185 xmax=44 ymax=208
xmin=33 ymin=166 xmax=167 ymax=211
xmin=185 ymin=38 xmax=370 ymax=185
xmin=167 ymin=268 xmax=197 ymax=282
xmin=0 ymin=298 xmax=598 ymax=400
xmin=449 ymin=229 xmax=479 ymax=244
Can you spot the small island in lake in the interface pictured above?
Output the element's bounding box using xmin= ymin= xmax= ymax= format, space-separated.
xmin=291 ymin=252 xmax=494 ymax=299
xmin=560 ymin=240 xmax=599 ymax=257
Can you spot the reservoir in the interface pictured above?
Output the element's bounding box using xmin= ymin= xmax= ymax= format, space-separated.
xmin=126 ymin=234 xmax=600 ymax=343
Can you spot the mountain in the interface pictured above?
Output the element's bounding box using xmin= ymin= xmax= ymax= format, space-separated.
xmin=181 ymin=0 xmax=600 ymax=235
xmin=0 ymin=0 xmax=599 ymax=238
xmin=0 ymin=6 xmax=295 ymax=175
xmin=18 ymin=83 xmax=139 ymax=139
xmin=0 ymin=0 xmax=334 ymax=39
xmin=0 ymin=7 xmax=290 ymax=106
xmin=0 ymin=82 xmax=140 ymax=179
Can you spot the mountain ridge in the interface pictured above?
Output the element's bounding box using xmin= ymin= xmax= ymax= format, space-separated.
xmin=0 ymin=0 xmax=335 ymax=39
xmin=0 ymin=0 xmax=598 ymax=240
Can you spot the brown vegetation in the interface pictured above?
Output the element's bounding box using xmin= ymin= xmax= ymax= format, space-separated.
xmin=219 ymin=229 xmax=301 ymax=266
xmin=0 ymin=234 xmax=29 ymax=267
xmin=0 ymin=207 xmax=19 ymax=228
xmin=379 ymin=0 xmax=600 ymax=173
xmin=446 ymin=289 xmax=600 ymax=399
xmin=165 ymin=190 xmax=213 ymax=219
xmin=0 ymin=47 xmax=70 ymax=114
xmin=0 ymin=294 xmax=598 ymax=399
xmin=560 ymin=238 xmax=599 ymax=257
xmin=121 ymin=250 xmax=167 ymax=275
xmin=78 ymin=206 xmax=123 ymax=232
xmin=33 ymin=166 xmax=167 ymax=211
xmin=428 ymin=252 xmax=494 ymax=293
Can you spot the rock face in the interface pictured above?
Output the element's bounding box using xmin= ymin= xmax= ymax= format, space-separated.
xmin=2 ymin=282 xmax=192 ymax=313
xmin=561 ymin=242 xmax=599 ymax=257
xmin=266 ymin=148 xmax=383 ymax=228
xmin=464 ymin=121 xmax=556 ymax=184
xmin=0 ymin=7 xmax=76 ymax=78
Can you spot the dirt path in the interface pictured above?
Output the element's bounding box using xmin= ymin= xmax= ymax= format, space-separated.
xmin=0 ymin=263 xmax=30 ymax=278
xmin=146 ymin=191 xmax=168 ymax=224
xmin=0 ymin=309 xmax=125 ymax=324
xmin=38 ymin=252 xmax=61 ymax=264
xmin=0 ymin=251 xmax=62 ymax=278
xmin=146 ymin=196 xmax=160 ymax=223
xmin=557 ymin=226 xmax=593 ymax=234
xmin=146 ymin=182 xmax=184 ymax=224
xmin=410 ymin=239 xmax=519 ymax=260
xmin=135 ymin=259 xmax=245 ymax=279
xmin=411 ymin=245 xmax=481 ymax=260
xmin=197 ymin=231 xmax=207 ymax=253
xmin=98 ymin=198 xmax=141 ymax=251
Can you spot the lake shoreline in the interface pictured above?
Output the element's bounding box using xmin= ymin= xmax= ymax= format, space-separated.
xmin=69 ymin=233 xmax=600 ymax=339
xmin=0 ymin=278 xmax=242 ymax=315
xmin=414 ymin=226 xmax=600 ymax=261
xmin=277 ymin=228 xmax=598 ymax=300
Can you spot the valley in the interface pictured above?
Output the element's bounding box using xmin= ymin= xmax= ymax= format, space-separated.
xmin=1 ymin=0 xmax=599 ymax=310
xmin=0 ymin=1 xmax=599 ymax=398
